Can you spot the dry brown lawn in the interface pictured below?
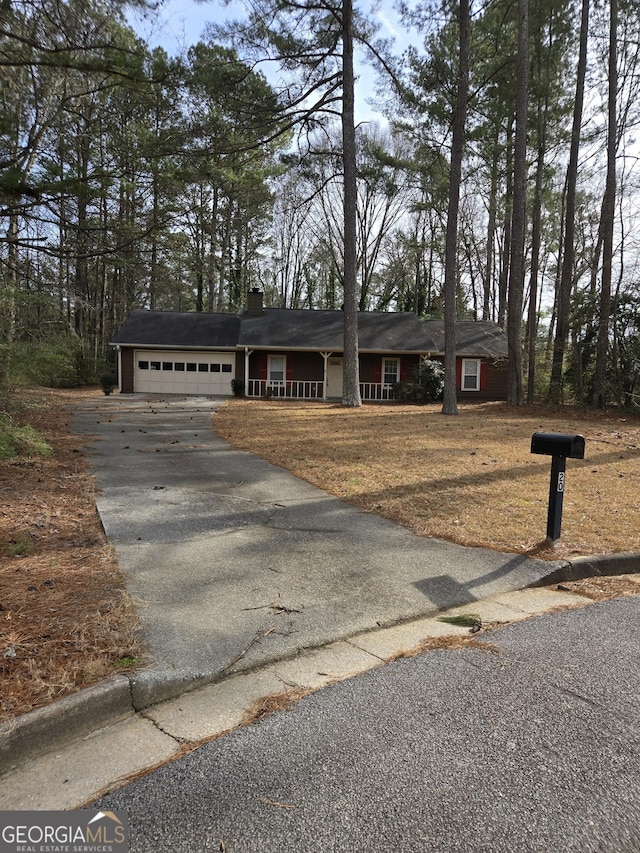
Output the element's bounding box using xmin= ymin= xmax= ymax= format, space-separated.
xmin=214 ymin=399 xmax=640 ymax=561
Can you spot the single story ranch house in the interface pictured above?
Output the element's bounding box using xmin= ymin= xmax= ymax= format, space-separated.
xmin=111 ymin=290 xmax=509 ymax=401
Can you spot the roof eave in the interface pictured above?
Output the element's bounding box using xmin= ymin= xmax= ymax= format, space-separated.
xmin=110 ymin=342 xmax=238 ymax=351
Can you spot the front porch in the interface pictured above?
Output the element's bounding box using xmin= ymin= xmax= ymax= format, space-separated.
xmin=244 ymin=350 xmax=422 ymax=402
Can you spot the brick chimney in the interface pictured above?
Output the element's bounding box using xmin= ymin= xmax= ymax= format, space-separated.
xmin=247 ymin=288 xmax=263 ymax=316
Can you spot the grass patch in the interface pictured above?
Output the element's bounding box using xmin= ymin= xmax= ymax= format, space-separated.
xmin=112 ymin=656 xmax=143 ymax=669
xmin=437 ymin=614 xmax=482 ymax=627
xmin=0 ymin=413 xmax=53 ymax=461
xmin=4 ymin=534 xmax=32 ymax=558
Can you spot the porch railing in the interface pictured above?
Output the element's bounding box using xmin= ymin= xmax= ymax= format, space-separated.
xmin=247 ymin=379 xmax=324 ymax=399
xmin=360 ymin=383 xmax=396 ymax=401
xmin=247 ymin=379 xmax=397 ymax=401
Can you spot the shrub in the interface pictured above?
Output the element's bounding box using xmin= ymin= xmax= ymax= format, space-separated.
xmin=230 ymin=378 xmax=245 ymax=397
xmin=100 ymin=373 xmax=118 ymax=395
xmin=416 ymin=360 xmax=445 ymax=401
xmin=8 ymin=341 xmax=117 ymax=389
xmin=9 ymin=342 xmax=78 ymax=388
xmin=394 ymin=360 xmax=444 ymax=403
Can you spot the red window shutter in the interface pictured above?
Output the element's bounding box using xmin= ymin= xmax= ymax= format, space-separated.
xmin=400 ymin=358 xmax=409 ymax=382
xmin=259 ymin=354 xmax=268 ymax=381
xmin=375 ymin=360 xmax=382 ymax=384
xmin=286 ymin=357 xmax=294 ymax=382
xmin=456 ymin=358 xmax=462 ymax=389
xmin=480 ymin=360 xmax=488 ymax=390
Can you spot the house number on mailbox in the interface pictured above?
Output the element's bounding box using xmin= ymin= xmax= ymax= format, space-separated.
xmin=557 ymin=472 xmax=565 ymax=492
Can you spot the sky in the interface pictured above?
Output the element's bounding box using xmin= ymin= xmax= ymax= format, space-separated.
xmin=128 ymin=0 xmax=419 ymax=123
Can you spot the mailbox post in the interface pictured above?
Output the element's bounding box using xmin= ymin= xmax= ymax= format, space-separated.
xmin=531 ymin=432 xmax=585 ymax=542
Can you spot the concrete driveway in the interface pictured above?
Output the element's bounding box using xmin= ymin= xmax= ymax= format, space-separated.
xmin=73 ymin=394 xmax=566 ymax=708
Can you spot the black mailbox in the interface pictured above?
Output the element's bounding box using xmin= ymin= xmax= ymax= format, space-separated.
xmin=531 ymin=432 xmax=586 ymax=542
xmin=531 ymin=432 xmax=585 ymax=460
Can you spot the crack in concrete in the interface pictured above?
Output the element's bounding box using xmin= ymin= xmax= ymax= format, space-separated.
xmin=138 ymin=710 xmax=187 ymax=745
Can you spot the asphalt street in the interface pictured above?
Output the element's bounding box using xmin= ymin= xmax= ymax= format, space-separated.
xmin=95 ymin=595 xmax=639 ymax=852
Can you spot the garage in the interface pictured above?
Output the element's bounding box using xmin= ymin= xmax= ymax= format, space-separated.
xmin=134 ymin=350 xmax=236 ymax=395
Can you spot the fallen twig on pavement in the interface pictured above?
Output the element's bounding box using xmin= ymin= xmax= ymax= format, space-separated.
xmin=222 ymin=627 xmax=276 ymax=672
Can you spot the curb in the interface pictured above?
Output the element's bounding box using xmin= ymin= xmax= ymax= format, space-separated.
xmin=1 ymin=553 xmax=639 ymax=777
xmin=0 ymin=676 xmax=134 ymax=773
xmin=528 ymin=551 xmax=640 ymax=587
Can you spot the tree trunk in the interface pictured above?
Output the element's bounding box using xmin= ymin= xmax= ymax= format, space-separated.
xmin=526 ymin=93 xmax=549 ymax=403
xmin=0 ymin=211 xmax=19 ymax=390
xmin=441 ymin=0 xmax=470 ymax=416
xmin=341 ymin=0 xmax=361 ymax=407
xmin=150 ymin=175 xmax=159 ymax=312
xmin=498 ymin=119 xmax=513 ymax=329
xmin=548 ymin=0 xmax=589 ymax=404
xmin=210 ymin=187 xmax=219 ymax=312
xmin=74 ymin=132 xmax=89 ymax=339
xmin=484 ymin=141 xmax=499 ymax=321
xmin=506 ymin=0 xmax=529 ymax=406
xmin=592 ymin=0 xmax=617 ymax=408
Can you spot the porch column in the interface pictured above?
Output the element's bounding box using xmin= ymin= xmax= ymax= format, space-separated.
xmin=244 ymin=348 xmax=253 ymax=395
xmin=321 ymin=352 xmax=332 ymax=402
xmin=115 ymin=347 xmax=122 ymax=392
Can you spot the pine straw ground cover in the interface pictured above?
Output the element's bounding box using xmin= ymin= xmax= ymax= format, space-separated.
xmin=1 ymin=389 xmax=143 ymax=721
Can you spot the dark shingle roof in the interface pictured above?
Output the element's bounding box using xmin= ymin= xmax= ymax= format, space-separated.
xmin=238 ymin=309 xmax=433 ymax=352
xmin=111 ymin=309 xmax=508 ymax=358
xmin=425 ymin=320 xmax=508 ymax=357
xmin=111 ymin=309 xmax=240 ymax=349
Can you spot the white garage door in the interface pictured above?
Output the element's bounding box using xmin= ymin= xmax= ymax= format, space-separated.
xmin=134 ymin=350 xmax=235 ymax=395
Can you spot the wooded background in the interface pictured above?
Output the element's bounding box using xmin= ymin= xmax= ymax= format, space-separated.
xmin=1 ymin=0 xmax=639 ymax=408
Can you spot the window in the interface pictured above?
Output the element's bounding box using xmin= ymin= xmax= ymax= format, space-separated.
xmin=268 ymin=355 xmax=285 ymax=383
xmin=175 ymin=362 xmax=185 ymax=371
xmin=211 ymin=363 xmax=221 ymax=373
xmin=462 ymin=359 xmax=480 ymax=391
xmin=150 ymin=361 xmax=161 ymax=371
xmin=163 ymin=362 xmax=173 ymax=371
xmin=138 ymin=360 xmax=149 ymax=370
xmin=222 ymin=364 xmax=232 ymax=373
xmin=186 ymin=363 xmax=197 ymax=372
xmin=383 ymin=358 xmax=399 ymax=386
xmin=198 ymin=363 xmax=209 ymax=372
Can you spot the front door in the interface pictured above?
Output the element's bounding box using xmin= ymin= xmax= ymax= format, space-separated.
xmin=326 ymin=357 xmax=344 ymax=399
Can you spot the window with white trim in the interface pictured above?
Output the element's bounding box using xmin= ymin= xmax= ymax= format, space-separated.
xmin=268 ymin=355 xmax=286 ymax=384
xmin=383 ymin=358 xmax=399 ymax=386
xmin=462 ymin=359 xmax=481 ymax=391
